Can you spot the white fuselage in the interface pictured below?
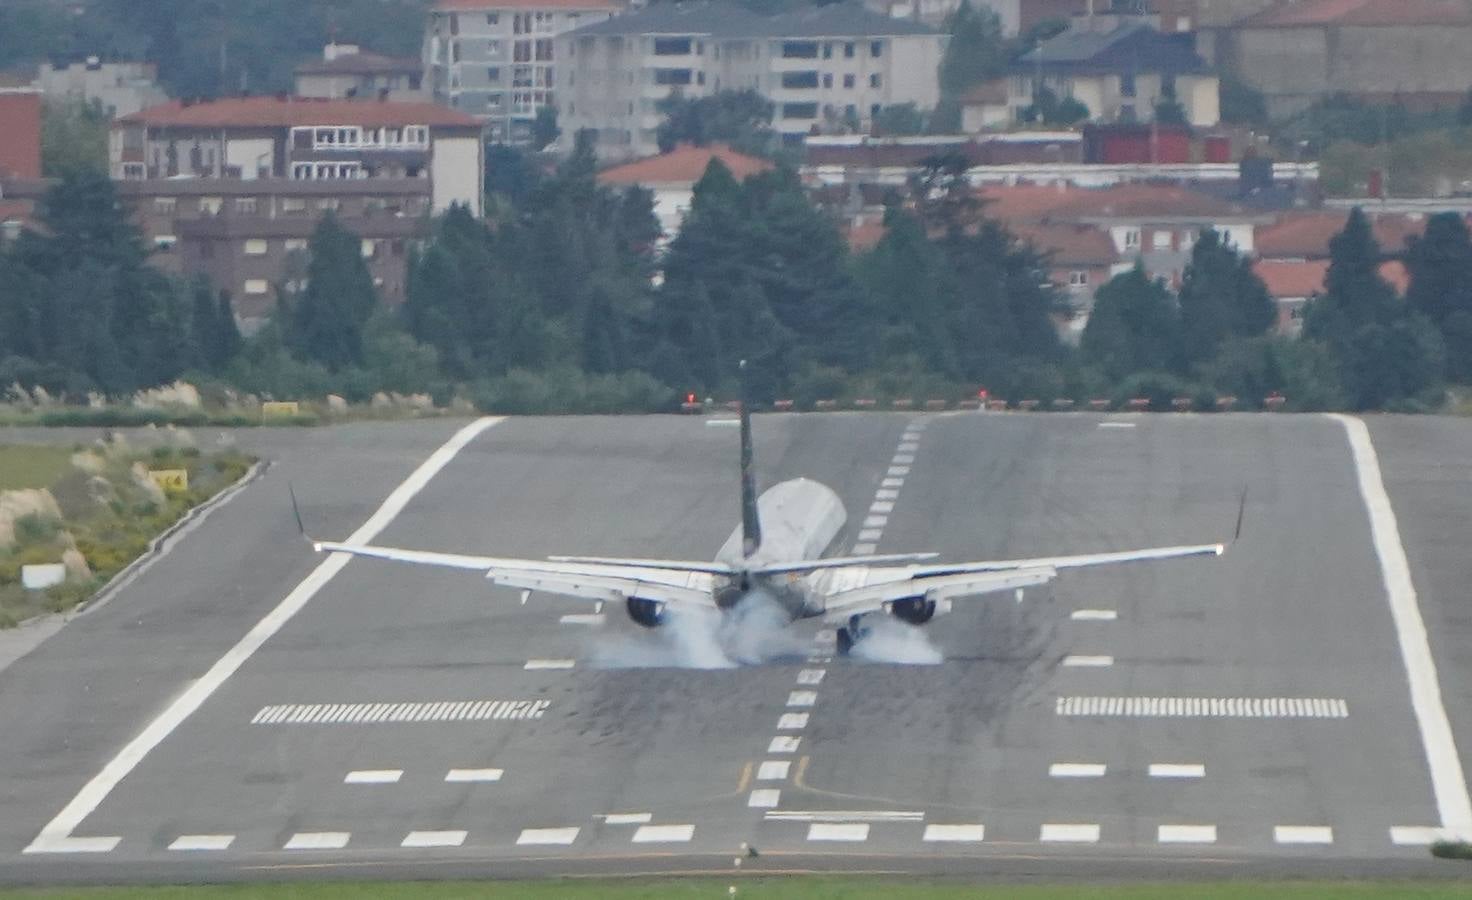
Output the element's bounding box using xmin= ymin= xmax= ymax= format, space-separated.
xmin=712 ymin=478 xmax=847 ymax=621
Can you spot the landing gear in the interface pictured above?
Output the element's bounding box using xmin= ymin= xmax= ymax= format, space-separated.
xmin=836 ymin=614 xmax=871 ymax=657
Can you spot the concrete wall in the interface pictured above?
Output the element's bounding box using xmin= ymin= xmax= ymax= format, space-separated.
xmin=430 ymin=134 xmax=484 ymax=216
xmin=1181 ymin=74 xmax=1220 ymax=127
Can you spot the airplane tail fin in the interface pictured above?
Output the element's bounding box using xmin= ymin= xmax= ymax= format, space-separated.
xmin=739 ymin=360 xmax=762 ymax=558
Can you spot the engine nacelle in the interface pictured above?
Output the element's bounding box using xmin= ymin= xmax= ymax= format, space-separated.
xmin=626 ymin=596 xmax=667 ymax=628
xmin=888 ymin=596 xmax=937 ymax=625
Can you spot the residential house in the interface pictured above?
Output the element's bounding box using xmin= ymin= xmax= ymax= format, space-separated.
xmin=109 ymin=96 xmax=483 ymax=321
xmin=295 ymin=44 xmax=429 ymax=102
xmin=424 ymin=0 xmax=619 ymax=145
xmin=1253 ymin=257 xmax=1409 ymax=337
xmin=595 ymin=142 xmax=772 ymax=243
xmin=558 ymin=2 xmax=945 ymax=161
xmin=1011 ymin=221 xmax=1126 ymax=339
xmin=33 ymin=58 xmax=168 ymax=118
xmin=1204 ymin=0 xmax=1472 ymax=118
xmin=1009 ymin=17 xmax=1220 ymax=126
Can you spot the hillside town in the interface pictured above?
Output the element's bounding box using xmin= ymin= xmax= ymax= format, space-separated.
xmin=2 ymin=0 xmax=1471 ymax=413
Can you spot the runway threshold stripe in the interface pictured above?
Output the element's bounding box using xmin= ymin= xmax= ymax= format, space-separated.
xmin=1275 ymin=826 xmax=1333 ymax=845
xmin=632 ymin=824 xmax=695 ymax=843
xmin=1040 ymin=824 xmax=1099 ymax=843
xmin=23 ymin=417 xmax=502 ymax=855
xmin=445 ymin=768 xmax=503 ymax=782
xmin=168 ymin=835 xmax=234 ymax=851
xmin=1049 ymin=763 xmax=1106 ymax=778
xmin=1149 ymin=763 xmax=1204 ymax=779
xmin=1158 ymin=825 xmax=1216 ymax=844
xmin=516 ymin=827 xmax=579 ymax=846
xmin=251 ymin=699 xmax=550 ymax=724
xmin=401 ymin=830 xmax=467 ymax=848
xmin=808 ymin=823 xmax=869 ymax=842
xmin=344 ymin=769 xmax=403 ymax=784
xmin=923 ymin=824 xmax=984 ymax=842
xmin=284 ymin=832 xmax=350 ymax=850
xmin=1055 ymin=696 xmax=1348 ymax=718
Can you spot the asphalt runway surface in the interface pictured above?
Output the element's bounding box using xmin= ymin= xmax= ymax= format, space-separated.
xmin=1 ymin=412 xmax=1471 ymax=885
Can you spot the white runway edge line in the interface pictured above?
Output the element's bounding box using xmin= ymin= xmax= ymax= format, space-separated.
xmin=1056 ymin=696 xmax=1348 ymax=718
xmin=1330 ymin=413 xmax=1472 ymax=841
xmin=252 ymin=698 xmax=549 ymax=724
xmin=23 ymin=417 xmax=504 ymax=855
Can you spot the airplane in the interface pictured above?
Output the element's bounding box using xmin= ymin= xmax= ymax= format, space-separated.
xmin=301 ymin=363 xmax=1233 ymax=657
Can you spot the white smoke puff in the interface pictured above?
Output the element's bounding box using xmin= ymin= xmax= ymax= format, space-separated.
xmin=849 ymin=616 xmax=944 ymax=666
xmin=718 ymin=590 xmax=811 ymax=665
xmin=588 ymin=607 xmax=736 ymax=670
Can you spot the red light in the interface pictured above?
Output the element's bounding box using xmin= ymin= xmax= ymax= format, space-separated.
xmin=686 ymin=392 xmax=697 ymax=404
xmin=977 ymin=388 xmax=988 ymax=400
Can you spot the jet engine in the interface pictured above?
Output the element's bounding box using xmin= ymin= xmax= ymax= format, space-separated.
xmin=888 ymin=596 xmax=937 ymax=625
xmin=626 ymin=596 xmax=667 ymax=628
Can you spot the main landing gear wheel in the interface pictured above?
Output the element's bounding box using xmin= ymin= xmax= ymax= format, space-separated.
xmin=836 ymin=626 xmax=854 ymax=656
xmin=836 ymin=615 xmax=870 ymax=657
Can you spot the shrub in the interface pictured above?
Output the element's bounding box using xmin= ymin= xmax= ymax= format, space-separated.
xmin=1431 ymin=839 xmax=1472 ymax=860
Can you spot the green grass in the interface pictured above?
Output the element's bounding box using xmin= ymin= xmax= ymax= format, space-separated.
xmin=0 ymin=445 xmax=74 ymax=491
xmin=0 ymin=881 xmax=1469 ymax=899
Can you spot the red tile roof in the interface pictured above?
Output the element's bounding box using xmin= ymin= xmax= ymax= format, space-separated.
xmin=597 ymin=143 xmax=773 ymax=186
xmin=434 ymin=0 xmax=616 ymax=10
xmin=1238 ymin=0 xmax=1472 ymax=28
xmin=1255 ymin=210 xmax=1426 ymax=259
xmin=1253 ymin=258 xmax=1409 ymax=298
xmin=979 ymin=183 xmax=1256 ymax=224
xmin=1011 ymin=223 xmax=1119 ymax=266
xmin=120 ymin=96 xmax=480 ymax=128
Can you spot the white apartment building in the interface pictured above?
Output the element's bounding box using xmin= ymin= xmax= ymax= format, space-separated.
xmin=559 ymin=2 xmax=945 ymax=161
xmin=33 ymin=57 xmax=168 ymax=118
xmin=424 ymin=0 xmax=619 ymax=144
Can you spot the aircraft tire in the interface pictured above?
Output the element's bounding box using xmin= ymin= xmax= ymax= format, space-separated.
xmin=836 ymin=626 xmax=854 ymax=656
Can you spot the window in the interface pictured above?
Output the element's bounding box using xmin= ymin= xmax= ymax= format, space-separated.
xmin=654 ymin=37 xmax=692 ymax=56
xmin=781 ymin=41 xmax=818 ymax=59
xmin=1069 ymin=271 xmax=1089 ymax=286
xmin=234 ymin=197 xmax=257 ymax=215
xmin=199 ymin=197 xmax=223 ymax=215
xmin=1120 ymin=71 xmax=1136 ymax=97
xmin=871 ymin=40 xmax=883 ymax=58
xmin=244 ymin=239 xmax=268 ymax=256
xmin=1152 ymin=230 xmax=1171 ymax=250
xmin=1124 ymin=228 xmax=1141 ymax=248
xmin=535 ymin=39 xmax=553 ymax=61
xmin=282 ymin=198 xmax=306 ymax=213
xmin=870 ymin=73 xmax=881 ymax=88
xmin=782 ymin=102 xmax=818 ymax=120
xmin=654 ymin=68 xmax=692 ymax=86
xmin=514 ymin=41 xmax=531 ymax=62
xmin=843 ymin=74 xmax=854 ymax=89
xmin=486 ymin=13 xmax=498 ymax=25
xmin=486 ymin=40 xmax=502 ymax=58
xmin=844 ymin=42 xmax=854 ymax=58
xmin=696 ymin=71 xmax=704 ymax=85
xmin=781 ymin=71 xmax=819 ymax=89
xmin=243 ymin=279 xmax=269 ymax=295
xmin=318 ymin=198 xmax=340 ymax=211
xmin=361 ymin=239 xmax=377 ymax=259
xmin=823 ymin=42 xmax=832 ymax=59
xmin=449 ymin=13 xmax=458 ymax=36
xmin=513 ymin=65 xmax=533 ymax=87
xmin=822 ymin=73 xmax=832 ymax=89
xmin=488 ymin=67 xmax=500 ymax=82
xmin=452 ymin=41 xmax=462 ymax=63
xmin=153 ymin=197 xmax=176 ymax=214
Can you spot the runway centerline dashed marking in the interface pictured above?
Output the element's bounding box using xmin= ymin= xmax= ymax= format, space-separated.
xmin=1070 ymin=609 xmax=1118 ymax=621
xmin=808 ymin=823 xmax=869 ymax=842
xmin=284 ymin=832 xmax=350 ymax=851
xmin=748 ymin=789 xmax=781 ymax=808
xmin=1062 ymin=655 xmax=1114 ymax=668
xmin=524 ymin=659 xmax=575 ymax=670
xmin=632 ymin=824 xmax=694 ymax=843
xmin=253 ymin=699 xmax=549 ymax=724
xmin=887 ymin=466 xmax=911 ymax=477
xmin=1056 ymin=696 xmax=1349 ymax=718
xmin=168 ymin=834 xmax=234 ymax=851
xmin=769 ymin=736 xmax=801 ymax=753
xmin=401 ymin=830 xmax=466 ymax=848
xmin=344 ymin=769 xmax=402 ymax=784
xmin=445 ymin=768 xmax=503 ymax=782
xmin=796 ymin=669 xmax=825 ymax=685
xmin=1049 ymin=763 xmax=1106 ymax=778
xmin=777 ymin=713 xmax=809 ymax=730
xmin=600 ymin=813 xmax=652 ymax=825
xmin=862 ymin=515 xmax=888 ymax=529
xmin=1040 ymin=824 xmax=1099 ymax=843
xmin=1158 ymin=825 xmax=1217 ymax=844
xmin=1275 ymin=826 xmax=1334 ymax=845
xmin=516 ymin=827 xmax=579 ymax=846
xmin=758 ymin=760 xmax=792 ymax=781
xmin=923 ymin=824 xmax=985 ymax=842
xmin=1149 ymin=763 xmax=1205 ymax=779
xmin=787 ymin=691 xmax=817 ymax=707
xmin=857 ymin=529 xmax=883 ymax=541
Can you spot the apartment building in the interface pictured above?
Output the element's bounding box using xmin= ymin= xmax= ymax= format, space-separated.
xmin=424 ymin=0 xmax=619 ymax=144
xmin=558 ymin=2 xmax=945 ymax=161
xmin=33 ymin=58 xmax=168 ymax=118
xmin=295 ymin=43 xmax=429 ymax=102
xmin=108 ymin=96 xmax=483 ymax=320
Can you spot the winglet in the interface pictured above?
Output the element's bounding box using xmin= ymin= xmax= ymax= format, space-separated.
xmin=288 ymin=482 xmax=318 ymax=549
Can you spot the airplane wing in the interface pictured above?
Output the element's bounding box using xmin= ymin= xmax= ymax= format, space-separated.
xmin=819 ymin=542 xmax=1223 ymax=621
xmin=313 ymin=540 xmax=720 ymax=611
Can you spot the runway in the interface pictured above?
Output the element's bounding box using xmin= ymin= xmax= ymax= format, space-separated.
xmin=1 ymin=411 xmax=1470 ymax=884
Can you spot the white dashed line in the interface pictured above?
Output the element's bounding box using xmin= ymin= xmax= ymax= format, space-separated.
xmin=168 ymin=835 xmax=234 ymax=851
xmin=869 ymin=501 xmax=895 ymax=514
xmin=923 ymin=824 xmax=985 ymax=842
xmin=599 ymin=813 xmax=652 ymax=825
xmin=862 ymin=516 xmax=887 ymax=528
xmin=559 ymin=614 xmax=606 ymax=626
xmin=748 ymin=789 xmax=781 ymax=808
xmin=808 ymin=824 xmax=869 ymax=842
xmin=1049 ymin=763 xmax=1106 ymax=778
xmin=777 ymin=713 xmax=809 ymax=730
xmin=1062 ymin=655 xmax=1114 ymax=668
xmin=1070 ymin=609 xmax=1118 ymax=621
xmin=768 ymin=736 xmax=801 ymax=753
xmin=787 ymin=691 xmax=817 ymax=707
xmin=1158 ymin=825 xmax=1216 ymax=844
xmin=758 ymin=760 xmax=792 ymax=781
xmin=344 ymin=769 xmax=402 ymax=784
xmin=881 ymin=478 xmax=904 ymax=488
xmin=524 ymin=659 xmax=575 ymax=670
xmin=1040 ymin=824 xmax=1099 ymax=843
xmin=887 ymin=466 xmax=911 ymax=477
xmin=284 ymin=832 xmax=350 ymax=851
xmin=1390 ymin=826 xmax=1443 ymax=845
xmin=23 ymin=417 xmax=502 ymax=856
xmin=632 ymin=824 xmax=695 ymax=843
xmin=1332 ymin=414 xmax=1472 ymax=839
xmin=1098 ymin=422 xmax=1136 ymax=429
xmin=875 ymin=489 xmax=900 ymax=500
xmin=852 ymin=543 xmax=877 ymax=554
xmin=1275 ymin=826 xmax=1333 ymax=845
xmin=445 ymin=768 xmax=503 ymax=783
xmin=897 ymin=442 xmax=919 ymax=453
xmin=857 ymin=529 xmax=883 ymax=541
xmin=1056 ymin=696 xmax=1349 ymax=718
xmin=1149 ymin=764 xmax=1205 ymax=779
xmin=796 ymin=669 xmax=825 ymax=685
xmin=401 ymin=830 xmax=466 ymax=848
xmin=892 ymin=454 xmax=915 ymax=464
xmin=516 ymin=827 xmax=579 ymax=846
